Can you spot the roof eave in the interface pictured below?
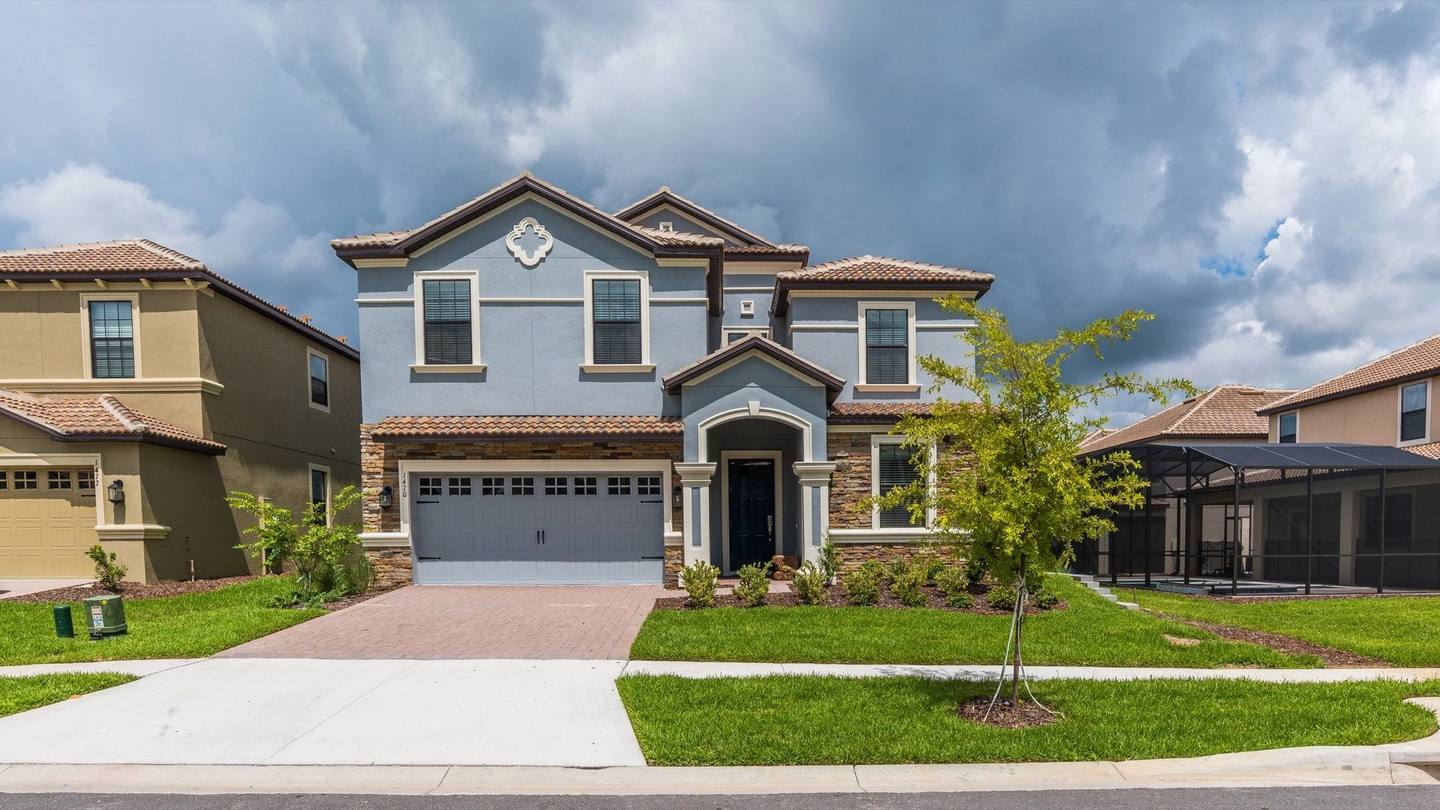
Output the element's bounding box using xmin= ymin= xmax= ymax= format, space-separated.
xmin=1257 ymin=371 xmax=1440 ymax=415
xmin=615 ymin=191 xmax=774 ymax=248
xmin=771 ymin=278 xmax=994 ymax=316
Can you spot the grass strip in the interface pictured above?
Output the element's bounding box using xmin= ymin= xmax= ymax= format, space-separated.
xmin=618 ymin=674 xmax=1440 ymax=765
xmin=630 ymin=575 xmax=1316 ymax=667
xmin=0 ymin=576 xmax=322 ymax=665
xmin=0 ymin=673 xmax=137 ymax=718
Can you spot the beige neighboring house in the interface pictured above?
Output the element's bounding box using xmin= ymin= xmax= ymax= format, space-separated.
xmin=1079 ymin=385 xmax=1296 ymax=577
xmin=0 ymin=240 xmax=360 ymax=583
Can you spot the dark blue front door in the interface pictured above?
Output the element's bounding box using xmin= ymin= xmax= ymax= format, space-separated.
xmin=728 ymin=459 xmax=775 ymax=571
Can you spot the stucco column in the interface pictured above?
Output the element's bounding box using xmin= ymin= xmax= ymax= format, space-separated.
xmin=793 ymin=461 xmax=838 ymax=566
xmin=674 ymin=462 xmax=717 ymax=570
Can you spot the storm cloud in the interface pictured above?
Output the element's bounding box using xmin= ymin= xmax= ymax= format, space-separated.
xmin=1 ymin=1 xmax=1437 ymax=423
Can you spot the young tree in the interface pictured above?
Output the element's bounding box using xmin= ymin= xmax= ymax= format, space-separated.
xmin=874 ymin=298 xmax=1193 ymax=706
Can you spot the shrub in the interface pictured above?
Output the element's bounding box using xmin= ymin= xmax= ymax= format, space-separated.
xmin=791 ymin=562 xmax=829 ymax=605
xmin=963 ymin=555 xmax=989 ymax=586
xmin=934 ymin=566 xmax=970 ymax=597
xmin=229 ymin=485 xmax=370 ymax=606
xmin=986 ymin=583 xmax=1019 ymax=611
xmin=86 ymin=544 xmax=127 ymax=592
xmin=1031 ymin=582 xmax=1060 ymax=610
xmin=911 ymin=553 xmax=947 ymax=583
xmin=735 ymin=561 xmax=772 ymax=607
xmin=226 ymin=491 xmax=298 ymax=574
xmin=856 ymin=559 xmax=888 ymax=584
xmin=681 ymin=560 xmax=719 ymax=608
xmin=945 ymin=591 xmax=976 ymax=610
xmin=843 ymin=568 xmax=881 ymax=606
xmin=818 ymin=538 xmax=840 ymax=581
xmin=891 ymin=567 xmax=928 ymax=607
xmin=886 ymin=557 xmax=911 ymax=583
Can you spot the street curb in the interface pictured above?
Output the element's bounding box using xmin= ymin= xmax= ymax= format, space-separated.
xmin=2 ymin=699 xmax=1436 ymax=796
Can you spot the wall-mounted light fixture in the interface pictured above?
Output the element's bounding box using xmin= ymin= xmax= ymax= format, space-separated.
xmin=379 ymin=485 xmax=393 ymax=510
xmin=106 ymin=479 xmax=125 ymax=504
xmin=672 ymin=485 xmax=683 ymax=512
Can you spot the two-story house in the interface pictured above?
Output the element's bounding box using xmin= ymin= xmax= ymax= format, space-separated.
xmin=333 ymin=173 xmax=991 ymax=587
xmin=0 ymin=240 xmax=360 ymax=583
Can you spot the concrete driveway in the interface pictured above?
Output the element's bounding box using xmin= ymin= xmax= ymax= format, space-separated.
xmin=218 ymin=584 xmax=666 ymax=660
xmin=0 ymin=657 xmax=644 ymax=767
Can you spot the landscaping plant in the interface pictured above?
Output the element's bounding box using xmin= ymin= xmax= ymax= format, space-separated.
xmin=872 ymin=300 xmax=1191 ymax=708
xmin=892 ymin=567 xmax=928 ymax=607
xmin=85 ymin=544 xmax=127 ymax=592
xmin=934 ymin=566 xmax=969 ymax=598
xmin=791 ymin=562 xmax=829 ymax=605
xmin=818 ymin=538 xmax=840 ymax=582
xmin=226 ymin=491 xmax=298 ymax=574
xmin=681 ymin=560 xmax=719 ymax=608
xmin=228 ymin=485 xmax=370 ymax=606
xmin=735 ymin=561 xmax=772 ymax=607
xmin=842 ymin=567 xmax=881 ymax=606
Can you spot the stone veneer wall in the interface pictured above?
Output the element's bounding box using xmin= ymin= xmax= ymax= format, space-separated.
xmin=360 ymin=426 xmax=684 ymax=585
xmin=827 ymin=431 xmax=877 ymax=529
xmin=832 ymin=542 xmax=958 ymax=576
xmin=664 ymin=546 xmax=684 ymax=589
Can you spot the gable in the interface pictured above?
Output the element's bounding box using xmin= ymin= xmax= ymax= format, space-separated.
xmin=631 ymin=206 xmax=736 ymax=245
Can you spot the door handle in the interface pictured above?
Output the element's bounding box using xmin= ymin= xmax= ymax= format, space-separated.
xmin=541 ymin=529 xmax=546 ymax=545
xmin=536 ymin=530 xmax=541 ymax=545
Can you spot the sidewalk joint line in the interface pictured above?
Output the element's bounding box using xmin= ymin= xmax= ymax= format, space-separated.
xmin=259 ymin=660 xmax=424 ymax=763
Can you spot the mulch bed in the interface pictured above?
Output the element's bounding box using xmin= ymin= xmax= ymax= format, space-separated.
xmin=316 ymin=585 xmax=401 ymax=612
xmin=1149 ymin=610 xmax=1389 ymax=667
xmin=6 ymin=575 xmax=258 ymax=604
xmin=957 ymin=696 xmax=1060 ymax=728
xmin=654 ymin=584 xmax=1063 ymax=615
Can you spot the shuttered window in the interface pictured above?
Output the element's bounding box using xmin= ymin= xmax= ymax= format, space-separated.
xmin=864 ymin=308 xmax=909 ymax=385
xmin=89 ymin=300 xmax=135 ymax=379
xmin=423 ymin=279 xmax=472 ymax=365
xmin=877 ymin=443 xmax=921 ymax=528
xmin=592 ymin=279 xmax=641 ymax=364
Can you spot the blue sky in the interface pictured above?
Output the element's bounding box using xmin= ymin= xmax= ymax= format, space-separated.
xmin=2 ymin=1 xmax=1438 ymax=423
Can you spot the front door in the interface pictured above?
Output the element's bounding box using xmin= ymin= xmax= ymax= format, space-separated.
xmin=728 ymin=458 xmax=776 ymax=572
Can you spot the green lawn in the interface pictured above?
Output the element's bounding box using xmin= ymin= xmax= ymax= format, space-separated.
xmin=630 ymin=575 xmax=1315 ymax=667
xmin=1124 ymin=588 xmax=1440 ymax=667
xmin=0 ymin=577 xmax=323 ymax=665
xmin=618 ymin=674 xmax=1440 ymax=765
xmin=0 ymin=673 xmax=137 ymax=718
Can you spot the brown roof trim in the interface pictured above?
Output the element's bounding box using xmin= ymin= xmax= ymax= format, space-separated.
xmin=369 ymin=415 xmax=684 ymax=442
xmin=1256 ymin=370 xmax=1438 ymax=415
xmin=662 ymin=335 xmax=845 ymax=396
xmin=724 ymin=248 xmax=811 ymax=264
xmin=772 ymin=280 xmax=992 ymax=316
xmin=614 ymin=187 xmax=775 ymax=247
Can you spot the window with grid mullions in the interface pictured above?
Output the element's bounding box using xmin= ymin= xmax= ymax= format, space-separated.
xmin=865 ymin=308 xmax=909 ymax=385
xmin=423 ymin=279 xmax=472 ymax=364
xmin=591 ymin=279 xmax=641 ymax=364
xmin=89 ymin=300 xmax=135 ymax=378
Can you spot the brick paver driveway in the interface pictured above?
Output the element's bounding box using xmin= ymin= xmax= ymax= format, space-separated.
xmin=217 ymin=584 xmax=666 ymax=660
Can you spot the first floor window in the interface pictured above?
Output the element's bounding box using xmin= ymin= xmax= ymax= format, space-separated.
xmin=876 ymin=442 xmax=922 ymax=528
xmin=863 ymin=307 xmax=910 ymax=385
xmin=1401 ymin=382 xmax=1428 ymax=442
xmin=309 ymin=468 xmax=329 ymax=524
xmin=422 ymin=279 xmax=473 ymax=365
xmin=89 ymin=299 xmax=135 ymax=379
xmin=1278 ymin=412 xmax=1298 ymax=444
xmin=308 ymin=351 xmax=330 ymax=408
xmin=591 ymin=278 xmax=642 ymax=364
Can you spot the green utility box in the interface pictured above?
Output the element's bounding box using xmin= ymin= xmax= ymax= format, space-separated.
xmin=83 ymin=595 xmax=127 ymax=639
xmin=53 ymin=604 xmax=74 ymax=638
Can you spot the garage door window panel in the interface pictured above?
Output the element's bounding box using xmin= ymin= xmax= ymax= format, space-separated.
xmin=14 ymin=471 xmax=36 ymax=490
xmin=48 ymin=471 xmax=71 ymax=490
xmin=448 ymin=477 xmax=472 ymax=496
xmin=511 ymin=477 xmax=534 ymax=495
xmin=545 ymin=477 xmax=568 ymax=496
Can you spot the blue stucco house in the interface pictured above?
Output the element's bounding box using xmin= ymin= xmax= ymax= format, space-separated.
xmin=332 ymin=173 xmax=992 ymax=587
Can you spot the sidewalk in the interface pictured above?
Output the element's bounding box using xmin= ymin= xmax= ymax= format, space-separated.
xmin=622 ymin=661 xmax=1440 ymax=682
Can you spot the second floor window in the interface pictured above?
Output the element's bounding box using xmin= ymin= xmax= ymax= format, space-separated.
xmin=1278 ymin=412 xmax=1298 ymax=444
xmin=864 ymin=307 xmax=910 ymax=385
xmin=592 ymin=278 xmax=642 ymax=364
xmin=308 ymin=350 xmax=329 ymax=409
xmin=89 ymin=300 xmax=135 ymax=379
xmin=423 ymin=279 xmax=472 ymax=365
xmin=1401 ymin=382 xmax=1428 ymax=443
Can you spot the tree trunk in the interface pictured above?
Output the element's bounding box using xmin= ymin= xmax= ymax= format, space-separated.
xmin=1011 ymin=571 xmax=1025 ymax=704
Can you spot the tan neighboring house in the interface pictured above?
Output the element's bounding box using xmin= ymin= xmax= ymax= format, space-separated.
xmin=0 ymin=240 xmax=360 ymax=583
xmin=1079 ymin=385 xmax=1296 ymax=577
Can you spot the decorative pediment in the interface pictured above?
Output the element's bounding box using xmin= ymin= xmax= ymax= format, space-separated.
xmin=504 ymin=217 xmax=554 ymax=267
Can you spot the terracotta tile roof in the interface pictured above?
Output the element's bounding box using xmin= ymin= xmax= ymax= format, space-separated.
xmin=1081 ymin=386 xmax=1297 ymax=455
xmin=371 ymin=414 xmax=683 ymax=440
xmin=0 ymin=390 xmax=226 ymax=454
xmin=661 ymin=334 xmax=845 ymax=396
xmin=0 ymin=240 xmax=357 ymax=359
xmin=779 ymin=255 xmax=994 ymax=285
xmin=1259 ymin=333 xmax=1440 ymax=414
xmin=724 ymin=243 xmax=809 ymax=256
xmin=828 ymin=401 xmax=936 ymax=423
xmin=629 ymin=226 xmax=724 ymax=247
xmin=1405 ymin=442 xmax=1440 ymax=460
xmin=614 ymin=186 xmax=776 ymax=247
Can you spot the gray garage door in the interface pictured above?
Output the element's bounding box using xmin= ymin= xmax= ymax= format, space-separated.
xmin=410 ymin=472 xmax=666 ymax=585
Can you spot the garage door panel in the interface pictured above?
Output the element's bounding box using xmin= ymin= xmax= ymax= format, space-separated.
xmin=410 ymin=471 xmax=664 ymax=585
xmin=0 ymin=468 xmax=98 ymax=578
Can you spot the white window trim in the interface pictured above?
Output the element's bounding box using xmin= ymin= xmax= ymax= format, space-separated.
xmin=870 ymin=435 xmax=936 ymax=530
xmin=719 ymin=450 xmax=784 ymax=575
xmin=856 ymin=300 xmax=919 ymax=392
xmin=306 ymin=347 xmax=331 ymax=413
xmin=1398 ymin=380 xmax=1431 ymax=447
xmin=721 ymin=326 xmax=771 ymax=344
xmin=1277 ymin=410 xmax=1300 ymax=443
xmin=412 ymin=271 xmax=484 ymax=373
xmin=308 ymin=463 xmax=332 ymax=526
xmin=582 ymin=270 xmax=654 ymax=372
xmin=80 ymin=293 xmax=142 ymax=380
